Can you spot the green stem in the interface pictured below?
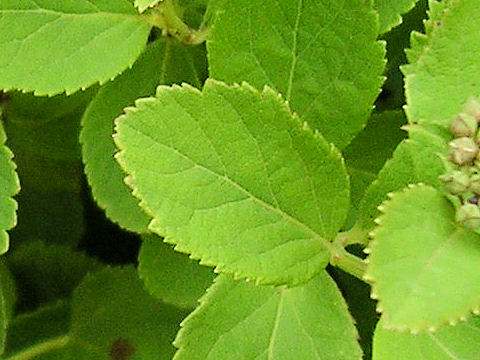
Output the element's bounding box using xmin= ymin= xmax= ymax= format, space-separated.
xmin=330 ymin=239 xmax=368 ymax=281
xmin=4 ymin=335 xmax=70 ymax=360
xmin=146 ymin=0 xmax=207 ymax=45
xmin=335 ymin=223 xmax=370 ymax=246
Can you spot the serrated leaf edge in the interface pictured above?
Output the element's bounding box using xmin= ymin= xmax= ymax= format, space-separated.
xmin=113 ymin=79 xmax=347 ymax=286
xmin=364 ymin=183 xmax=480 ymax=333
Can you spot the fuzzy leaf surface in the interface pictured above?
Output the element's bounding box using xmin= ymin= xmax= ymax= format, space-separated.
xmin=115 ymin=80 xmax=349 ymax=286
xmin=139 ymin=234 xmax=215 ymax=308
xmin=358 ymin=124 xmax=447 ymax=231
xmin=81 ymin=39 xmax=206 ymax=233
xmin=373 ymin=317 xmax=480 ymax=360
xmin=366 ymin=185 xmax=480 ymax=331
xmin=374 ymin=0 xmax=421 ymax=34
xmin=0 ymin=121 xmax=19 ymax=254
xmin=207 ymin=0 xmax=385 ymax=149
xmin=174 ymin=273 xmax=362 ymax=360
xmin=0 ymin=0 xmax=151 ymax=95
xmin=70 ymin=266 xmax=188 ymax=359
xmin=404 ymin=0 xmax=480 ymax=126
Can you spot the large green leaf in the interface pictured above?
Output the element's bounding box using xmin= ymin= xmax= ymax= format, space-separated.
xmin=374 ymin=0 xmax=421 ymax=34
xmin=365 ymin=185 xmax=480 ymax=331
xmin=0 ymin=121 xmax=19 ymax=253
xmin=403 ymin=0 xmax=480 ymax=126
xmin=358 ymin=124 xmax=448 ymax=231
xmin=69 ymin=266 xmax=188 ymax=359
xmin=114 ymin=79 xmax=349 ymax=286
xmin=174 ymin=273 xmax=362 ymax=360
xmin=0 ymin=0 xmax=152 ymax=95
xmin=373 ymin=316 xmax=480 ymax=360
xmin=81 ymin=38 xmax=206 ymax=233
xmin=138 ymin=234 xmax=215 ymax=309
xmin=207 ymin=0 xmax=385 ymax=149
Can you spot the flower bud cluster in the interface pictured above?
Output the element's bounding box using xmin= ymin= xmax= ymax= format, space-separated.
xmin=440 ymin=98 xmax=480 ymax=230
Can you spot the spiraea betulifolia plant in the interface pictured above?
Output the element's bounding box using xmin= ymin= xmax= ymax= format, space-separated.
xmin=0 ymin=0 xmax=479 ymax=359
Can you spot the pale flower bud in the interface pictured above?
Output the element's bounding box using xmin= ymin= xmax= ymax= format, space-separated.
xmin=448 ymin=137 xmax=478 ymax=165
xmin=450 ymin=113 xmax=478 ymax=137
xmin=456 ymin=203 xmax=480 ymax=230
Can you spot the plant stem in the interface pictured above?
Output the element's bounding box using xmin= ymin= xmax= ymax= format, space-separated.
xmin=146 ymin=0 xmax=208 ymax=45
xmin=335 ymin=223 xmax=370 ymax=246
xmin=4 ymin=335 xmax=70 ymax=360
xmin=330 ymin=240 xmax=368 ymax=281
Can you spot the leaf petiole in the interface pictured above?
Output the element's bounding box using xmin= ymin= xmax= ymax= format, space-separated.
xmin=4 ymin=335 xmax=70 ymax=360
xmin=329 ymin=239 xmax=368 ymax=281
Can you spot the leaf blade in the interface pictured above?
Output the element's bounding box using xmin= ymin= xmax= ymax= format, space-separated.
xmin=114 ymin=79 xmax=349 ymax=286
xmin=0 ymin=0 xmax=151 ymax=95
xmin=174 ymin=273 xmax=362 ymax=360
xmin=366 ymin=185 xmax=480 ymax=331
xmin=207 ymin=0 xmax=385 ymax=149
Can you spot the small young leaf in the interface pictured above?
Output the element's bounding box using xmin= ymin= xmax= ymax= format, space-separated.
xmin=343 ymin=111 xmax=406 ymax=226
xmin=374 ymin=0 xmax=421 ymax=34
xmin=0 ymin=121 xmax=19 ymax=254
xmin=0 ymin=0 xmax=152 ymax=95
xmin=81 ymin=38 xmax=206 ymax=233
xmin=404 ymin=0 xmax=480 ymax=127
xmin=174 ymin=273 xmax=362 ymax=360
xmin=207 ymin=0 xmax=385 ymax=149
xmin=135 ymin=0 xmax=161 ymax=13
xmin=366 ymin=185 xmax=480 ymax=331
xmin=70 ymin=266 xmax=188 ymax=359
xmin=114 ymin=80 xmax=350 ymax=286
xmin=372 ymin=316 xmax=480 ymax=360
xmin=358 ymin=124 xmax=448 ymax=231
xmin=138 ymin=234 xmax=215 ymax=308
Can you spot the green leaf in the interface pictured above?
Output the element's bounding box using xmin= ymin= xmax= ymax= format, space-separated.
xmin=343 ymin=111 xmax=406 ymax=227
xmin=114 ymin=79 xmax=349 ymax=286
xmin=138 ymin=234 xmax=215 ymax=309
xmin=174 ymin=273 xmax=362 ymax=360
xmin=3 ymin=92 xmax=91 ymax=246
xmin=373 ymin=316 xmax=480 ymax=360
xmin=207 ymin=0 xmax=385 ymax=149
xmin=374 ymin=0 xmax=421 ymax=34
xmin=358 ymin=124 xmax=448 ymax=231
xmin=403 ymin=0 xmax=480 ymax=127
xmin=69 ymin=266 xmax=188 ymax=359
xmin=365 ymin=185 xmax=480 ymax=331
xmin=81 ymin=38 xmax=206 ymax=233
xmin=135 ymin=0 xmax=161 ymax=13
xmin=0 ymin=0 xmax=152 ymax=95
xmin=6 ymin=242 xmax=102 ymax=312
xmin=0 ymin=121 xmax=19 ymax=254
